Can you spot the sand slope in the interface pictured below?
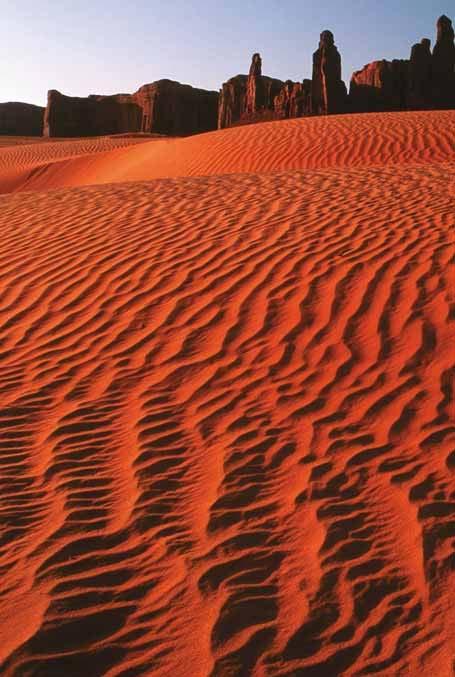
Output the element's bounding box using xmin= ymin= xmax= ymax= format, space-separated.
xmin=0 ymin=110 xmax=454 ymax=194
xmin=0 ymin=112 xmax=454 ymax=676
xmin=0 ymin=135 xmax=160 ymax=193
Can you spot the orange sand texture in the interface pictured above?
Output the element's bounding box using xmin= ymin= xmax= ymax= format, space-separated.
xmin=0 ymin=111 xmax=454 ymax=676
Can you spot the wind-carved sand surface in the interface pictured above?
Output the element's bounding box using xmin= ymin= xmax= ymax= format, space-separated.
xmin=0 ymin=111 xmax=454 ymax=676
xmin=0 ymin=135 xmax=158 ymax=193
xmin=0 ymin=111 xmax=454 ymax=194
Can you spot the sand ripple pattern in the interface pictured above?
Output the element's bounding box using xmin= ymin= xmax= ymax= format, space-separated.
xmin=5 ymin=110 xmax=455 ymax=195
xmin=0 ymin=136 xmax=153 ymax=194
xmin=0 ymin=160 xmax=453 ymax=676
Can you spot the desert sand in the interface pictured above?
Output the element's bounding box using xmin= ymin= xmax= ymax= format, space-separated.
xmin=0 ymin=111 xmax=454 ymax=676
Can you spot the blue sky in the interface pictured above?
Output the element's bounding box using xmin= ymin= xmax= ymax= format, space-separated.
xmin=2 ymin=1 xmax=452 ymax=106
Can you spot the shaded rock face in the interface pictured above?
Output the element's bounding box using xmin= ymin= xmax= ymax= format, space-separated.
xmin=219 ymin=13 xmax=454 ymax=130
xmin=350 ymin=15 xmax=455 ymax=113
xmin=0 ymin=102 xmax=44 ymax=136
xmin=350 ymin=60 xmax=410 ymax=112
xmin=218 ymin=53 xmax=305 ymax=128
xmin=249 ymin=53 xmax=262 ymax=77
xmin=218 ymin=54 xmax=286 ymax=128
xmin=246 ymin=74 xmax=285 ymax=117
xmin=274 ymin=80 xmax=312 ymax=119
xmin=312 ymin=30 xmax=347 ymax=114
xmin=408 ymin=39 xmax=432 ymax=109
xmin=43 ymin=91 xmax=142 ymax=137
xmin=432 ymin=15 xmax=455 ymax=107
xmin=219 ymin=35 xmax=347 ymax=127
xmin=44 ymin=81 xmax=219 ymax=138
xmin=134 ymin=81 xmax=219 ymax=136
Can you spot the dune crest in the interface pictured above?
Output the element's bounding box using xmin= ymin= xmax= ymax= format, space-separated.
xmin=0 ymin=111 xmax=454 ymax=676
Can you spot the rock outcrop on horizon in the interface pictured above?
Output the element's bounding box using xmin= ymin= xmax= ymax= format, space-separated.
xmin=218 ymin=53 xmax=289 ymax=129
xmin=217 ymin=76 xmax=248 ymax=129
xmin=44 ymin=91 xmax=142 ymax=137
xmin=219 ymin=14 xmax=454 ymax=129
xmin=8 ymin=13 xmax=454 ymax=138
xmin=44 ymin=80 xmax=219 ymax=137
xmin=133 ymin=81 xmax=219 ymax=136
xmin=274 ymin=80 xmax=312 ymax=119
xmin=311 ymin=30 xmax=347 ymax=114
xmin=349 ymin=60 xmax=409 ymax=112
xmin=408 ymin=39 xmax=432 ymax=109
xmin=0 ymin=102 xmax=44 ymax=136
xmin=218 ymin=33 xmax=347 ymax=128
xmin=245 ymin=53 xmax=284 ymax=116
xmin=350 ymin=15 xmax=455 ymax=113
xmin=432 ymin=15 xmax=455 ymax=108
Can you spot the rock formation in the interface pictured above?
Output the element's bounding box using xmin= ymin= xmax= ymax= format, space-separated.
xmin=312 ymin=30 xmax=347 ymax=114
xmin=349 ymin=60 xmax=409 ymax=112
xmin=246 ymin=73 xmax=284 ymax=118
xmin=350 ymin=15 xmax=455 ymax=114
xmin=274 ymin=80 xmax=312 ymax=119
xmin=220 ymin=14 xmax=454 ymax=130
xmin=245 ymin=52 xmax=264 ymax=115
xmin=432 ymin=15 xmax=455 ymax=108
xmin=44 ymin=80 xmax=219 ymax=138
xmin=217 ymin=76 xmax=248 ymax=129
xmin=218 ymin=53 xmax=307 ymax=128
xmin=249 ymin=52 xmax=262 ymax=78
xmin=244 ymin=53 xmax=284 ymax=118
xmin=408 ymin=39 xmax=432 ymax=109
xmin=44 ymin=91 xmax=142 ymax=137
xmin=134 ymin=81 xmax=219 ymax=136
xmin=0 ymin=102 xmax=44 ymax=136
xmin=20 ymin=12 xmax=454 ymax=138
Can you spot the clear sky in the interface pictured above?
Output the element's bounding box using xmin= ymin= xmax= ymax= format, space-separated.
xmin=2 ymin=1 xmax=452 ymax=106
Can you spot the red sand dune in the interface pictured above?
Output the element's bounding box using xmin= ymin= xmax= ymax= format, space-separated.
xmin=0 ymin=134 xmax=158 ymax=193
xmin=0 ymin=110 xmax=454 ymax=194
xmin=0 ymin=111 xmax=454 ymax=676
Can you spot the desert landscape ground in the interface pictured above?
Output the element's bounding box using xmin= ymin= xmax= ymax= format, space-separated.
xmin=0 ymin=110 xmax=454 ymax=676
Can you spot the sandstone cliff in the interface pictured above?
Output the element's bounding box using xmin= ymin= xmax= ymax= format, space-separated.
xmin=219 ymin=32 xmax=348 ymax=129
xmin=16 ymin=12 xmax=455 ymax=138
xmin=220 ymin=14 xmax=454 ymax=130
xmin=312 ymin=30 xmax=347 ymax=114
xmin=44 ymin=91 xmax=142 ymax=137
xmin=217 ymin=76 xmax=248 ymax=129
xmin=408 ymin=39 xmax=432 ymax=109
xmin=218 ymin=53 xmax=306 ymax=128
xmin=134 ymin=80 xmax=219 ymax=136
xmin=432 ymin=15 xmax=455 ymax=108
xmin=44 ymin=80 xmax=218 ymax=138
xmin=350 ymin=15 xmax=455 ymax=113
xmin=0 ymin=102 xmax=44 ymax=136
xmin=350 ymin=60 xmax=409 ymax=112
xmin=274 ymin=80 xmax=312 ymax=119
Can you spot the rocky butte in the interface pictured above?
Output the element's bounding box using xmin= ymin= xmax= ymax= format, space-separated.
xmin=311 ymin=30 xmax=347 ymax=115
xmin=274 ymin=80 xmax=312 ymax=120
xmin=431 ymin=14 xmax=455 ymax=108
xmin=219 ymin=14 xmax=454 ymax=127
xmin=44 ymin=80 xmax=219 ymax=137
xmin=350 ymin=14 xmax=455 ymax=112
xmin=0 ymin=102 xmax=44 ymax=136
xmin=1 ymin=14 xmax=454 ymax=137
xmin=218 ymin=53 xmax=291 ymax=129
xmin=218 ymin=28 xmax=347 ymax=128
